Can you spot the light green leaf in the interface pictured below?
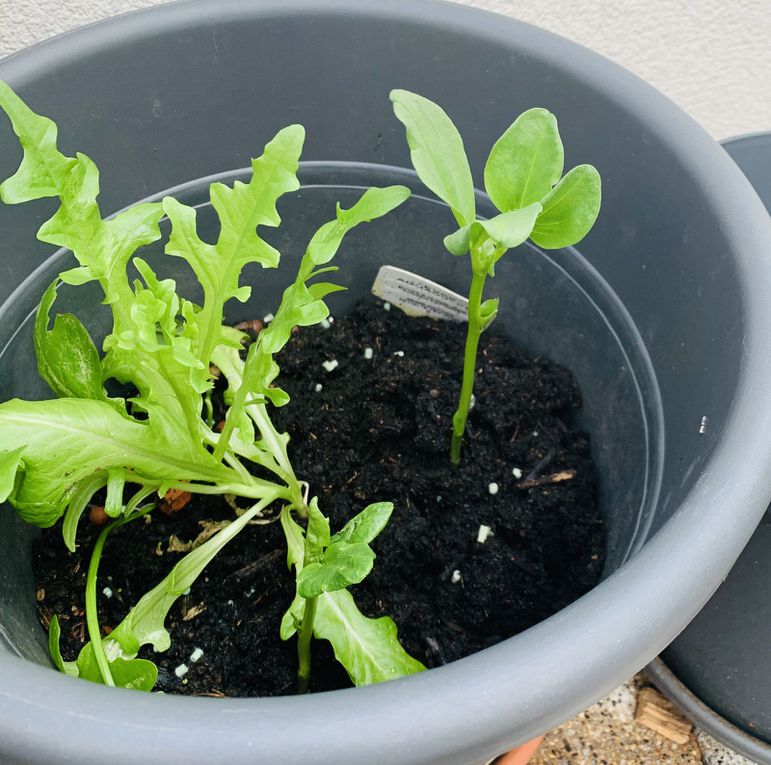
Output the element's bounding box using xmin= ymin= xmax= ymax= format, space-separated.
xmin=109 ymin=656 xmax=158 ymax=691
xmin=0 ymin=82 xmax=163 ymax=307
xmin=71 ymin=644 xmax=155 ymax=690
xmin=480 ymin=203 xmax=543 ymax=247
xmin=279 ymin=505 xmax=424 ymax=685
xmin=530 ymin=164 xmax=602 ymax=249
xmin=484 ymin=108 xmax=564 ymax=211
xmin=443 ymin=226 xmax=473 ymax=257
xmin=0 ymin=397 xmax=236 ymax=527
xmin=331 ymin=501 xmax=394 ymax=546
xmin=390 ymin=89 xmax=475 ymax=227
xmin=444 ymin=203 xmax=542 ymax=258
xmin=306 ymin=185 xmax=411 ymax=266
xmin=443 ymin=224 xmax=475 ymax=257
xmin=0 ymin=85 xmax=202 ymax=458
xmin=279 ymin=508 xmax=306 ymax=640
xmin=280 ymin=596 xmax=305 ymax=641
xmin=281 ymin=507 xmax=306 ymax=569
xmin=209 ymin=340 xmax=288 ymax=474
xmin=47 ymin=615 xmax=79 ymax=677
xmin=164 ymin=124 xmax=305 ymax=367
xmin=209 ymin=127 xmax=305 ymax=270
xmin=305 ymin=497 xmax=330 ymax=562
xmin=58 ymin=266 xmax=96 ymax=286
xmin=95 ymin=203 xmax=166 ymax=304
xmin=223 ymin=184 xmax=409 ymax=460
xmin=314 ymin=589 xmax=425 ymax=686
xmin=297 ymin=542 xmax=376 ymax=598
xmin=480 ymin=297 xmax=500 ymax=331
xmin=107 ymin=496 xmax=274 ymax=656
xmin=0 ymin=81 xmax=77 ymax=203
xmin=0 ymin=447 xmax=25 ymax=503
xmin=307 ymin=281 xmax=346 ymax=300
xmin=34 ymin=280 xmax=114 ymax=404
xmin=102 ymin=259 xmax=209 ymax=440
xmin=35 ymin=157 xmax=164 ymax=305
xmin=62 ymin=472 xmax=107 ymax=552
xmin=34 ymin=152 xmax=99 ymax=253
xmin=74 ymin=641 xmax=100 ymax=683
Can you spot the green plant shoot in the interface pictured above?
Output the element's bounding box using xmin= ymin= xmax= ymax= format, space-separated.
xmin=0 ymin=81 xmax=424 ymax=692
xmin=280 ymin=500 xmax=424 ymax=691
xmin=390 ymin=89 xmax=602 ymax=464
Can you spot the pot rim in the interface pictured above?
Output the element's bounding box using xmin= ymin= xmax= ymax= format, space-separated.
xmin=645 ymin=130 xmax=771 ymax=765
xmin=1 ymin=2 xmax=771 ymax=764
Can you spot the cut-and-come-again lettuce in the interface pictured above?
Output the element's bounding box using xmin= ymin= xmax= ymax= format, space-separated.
xmin=0 ymin=81 xmax=423 ymax=692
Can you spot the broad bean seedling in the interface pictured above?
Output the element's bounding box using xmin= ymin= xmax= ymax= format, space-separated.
xmin=391 ymin=90 xmax=602 ymax=463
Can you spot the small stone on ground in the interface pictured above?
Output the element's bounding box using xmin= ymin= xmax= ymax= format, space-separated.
xmin=697 ymin=730 xmax=758 ymax=765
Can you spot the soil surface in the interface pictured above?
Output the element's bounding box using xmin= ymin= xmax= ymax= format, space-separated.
xmin=33 ymin=300 xmax=604 ymax=696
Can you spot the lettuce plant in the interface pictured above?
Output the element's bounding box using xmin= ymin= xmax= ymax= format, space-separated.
xmin=390 ymin=89 xmax=602 ymax=464
xmin=0 ymin=82 xmax=424 ymax=692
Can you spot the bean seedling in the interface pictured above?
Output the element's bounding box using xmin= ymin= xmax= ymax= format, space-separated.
xmin=390 ymin=89 xmax=602 ymax=464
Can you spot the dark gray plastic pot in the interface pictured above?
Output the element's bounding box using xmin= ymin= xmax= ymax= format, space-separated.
xmin=1 ymin=2 xmax=770 ymax=764
xmin=648 ymin=132 xmax=771 ymax=765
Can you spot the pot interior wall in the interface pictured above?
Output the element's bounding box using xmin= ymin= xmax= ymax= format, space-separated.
xmin=1 ymin=160 xmax=659 ymax=665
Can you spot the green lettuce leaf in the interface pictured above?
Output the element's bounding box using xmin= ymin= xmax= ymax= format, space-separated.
xmin=330 ymin=501 xmax=393 ymax=545
xmin=216 ymin=185 xmax=409 ymax=463
xmin=279 ymin=505 xmax=424 ymax=685
xmin=0 ymin=397 xmax=236 ymax=527
xmin=0 ymin=82 xmax=76 ymax=203
xmin=47 ymin=615 xmax=78 ymax=677
xmin=106 ymin=495 xmax=275 ymax=656
xmin=34 ymin=280 xmax=116 ymax=405
xmin=297 ymin=542 xmax=376 ymax=598
xmin=238 ymin=186 xmax=410 ymax=402
xmin=314 ymin=589 xmax=425 ymax=685
xmin=74 ymin=642 xmax=157 ymax=691
xmin=164 ymin=125 xmax=305 ymax=368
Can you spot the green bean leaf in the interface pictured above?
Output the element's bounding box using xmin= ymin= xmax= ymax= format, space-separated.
xmin=390 ymin=89 xmax=475 ymax=227
xmin=484 ymin=108 xmax=564 ymax=211
xmin=530 ymin=165 xmax=602 ymax=249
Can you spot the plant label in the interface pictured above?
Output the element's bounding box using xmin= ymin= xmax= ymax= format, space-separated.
xmin=371 ymin=265 xmax=468 ymax=321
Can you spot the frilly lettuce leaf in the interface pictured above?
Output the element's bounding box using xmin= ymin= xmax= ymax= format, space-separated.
xmin=217 ymin=185 xmax=410 ymax=463
xmin=0 ymin=397 xmax=235 ymax=527
xmin=164 ymin=124 xmax=305 ymax=368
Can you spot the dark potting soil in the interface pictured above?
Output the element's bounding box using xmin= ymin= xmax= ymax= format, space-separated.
xmin=33 ymin=300 xmax=604 ymax=696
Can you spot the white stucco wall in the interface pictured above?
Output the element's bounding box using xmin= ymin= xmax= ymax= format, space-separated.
xmin=0 ymin=0 xmax=769 ymax=139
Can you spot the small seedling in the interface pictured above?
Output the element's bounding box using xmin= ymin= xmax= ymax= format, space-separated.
xmin=0 ymin=82 xmax=424 ymax=692
xmin=390 ymin=89 xmax=602 ymax=464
